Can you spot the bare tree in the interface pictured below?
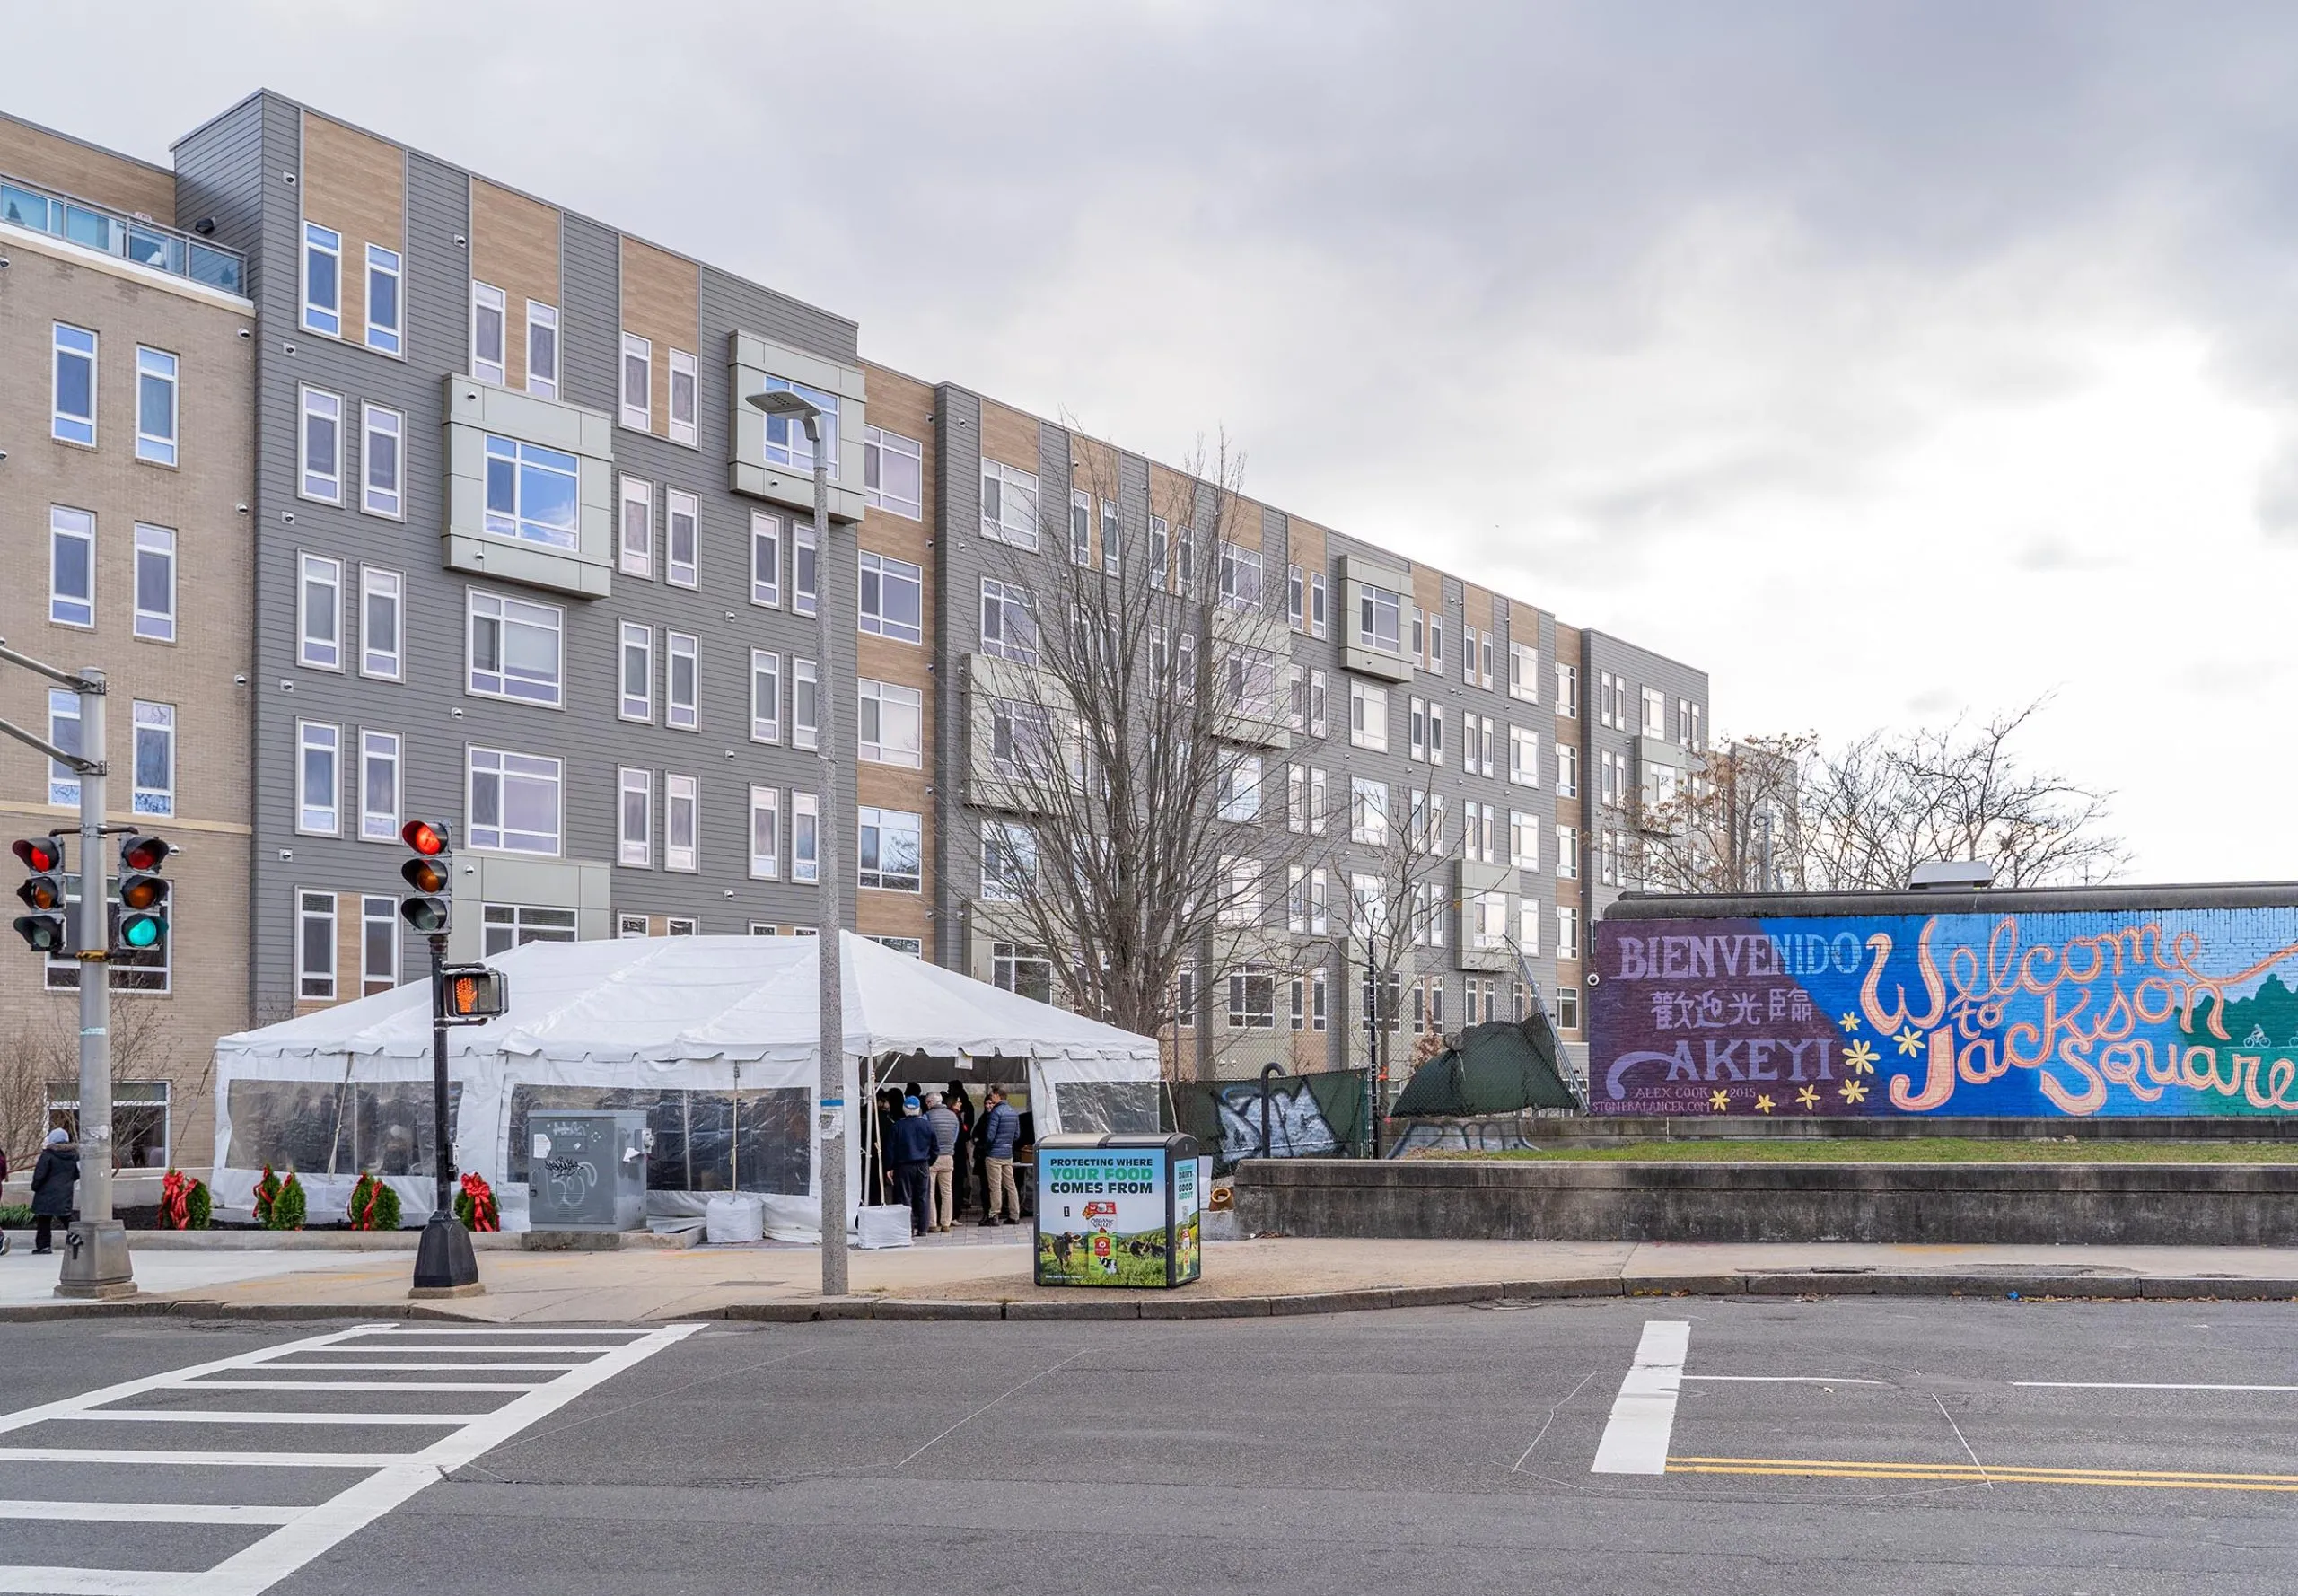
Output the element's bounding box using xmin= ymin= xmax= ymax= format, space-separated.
xmin=1334 ymin=779 xmax=1456 ymax=1148
xmin=1636 ymin=733 xmax=1818 ymax=893
xmin=1 ymin=993 xmax=189 ymax=1169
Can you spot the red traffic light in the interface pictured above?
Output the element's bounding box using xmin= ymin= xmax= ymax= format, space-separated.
xmin=401 ymin=819 xmax=450 ymax=856
xmin=118 ymin=834 xmax=172 ymax=872
xmin=13 ymin=838 xmax=63 ymax=873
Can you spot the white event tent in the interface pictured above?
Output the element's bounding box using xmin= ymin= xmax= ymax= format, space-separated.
xmin=210 ymin=933 xmax=1162 ymax=1238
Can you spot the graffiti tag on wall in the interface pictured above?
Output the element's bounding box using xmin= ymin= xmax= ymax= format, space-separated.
xmin=1588 ymin=908 xmax=2298 ymax=1118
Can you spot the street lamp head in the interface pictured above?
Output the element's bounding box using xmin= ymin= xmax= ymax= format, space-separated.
xmin=746 ymin=386 xmax=821 ymax=441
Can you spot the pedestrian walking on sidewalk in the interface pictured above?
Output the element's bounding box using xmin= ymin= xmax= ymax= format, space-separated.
xmin=887 ymin=1095 xmax=936 ymax=1237
xmin=978 ymin=1085 xmax=1022 ymax=1226
xmin=924 ymin=1092 xmax=961 ymax=1233
xmin=31 ymin=1127 xmax=78 ymax=1255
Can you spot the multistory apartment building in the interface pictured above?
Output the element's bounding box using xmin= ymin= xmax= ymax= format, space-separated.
xmin=2 ymin=92 xmax=1709 ymax=1146
xmin=0 ymin=116 xmax=256 ymax=1168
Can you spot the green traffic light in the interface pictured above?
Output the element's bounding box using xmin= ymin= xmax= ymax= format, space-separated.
xmin=119 ymin=911 xmax=164 ymax=950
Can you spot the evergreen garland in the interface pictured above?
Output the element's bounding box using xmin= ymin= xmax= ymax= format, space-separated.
xmin=268 ymin=1170 xmax=307 ymax=1230
xmin=347 ymin=1172 xmax=403 ymax=1231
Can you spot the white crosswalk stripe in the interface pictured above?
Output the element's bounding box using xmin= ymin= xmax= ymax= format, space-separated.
xmin=0 ymin=1321 xmax=698 ymax=1596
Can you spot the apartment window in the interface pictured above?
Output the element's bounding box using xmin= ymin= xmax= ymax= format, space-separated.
xmin=1358 ymin=585 xmax=1401 ymax=653
xmin=131 ymin=346 xmax=180 ymax=466
xmin=481 ymin=904 xmax=579 ymax=956
xmin=1557 ymin=824 xmax=1579 ymax=880
xmin=748 ymin=785 xmax=780 ymax=879
xmin=620 ymin=332 xmax=652 ymax=429
xmin=1287 ymin=866 xmax=1309 ymax=934
xmin=468 ymin=590 xmax=565 ymax=706
xmin=794 ymin=659 xmax=819 ymax=750
xmin=130 ymin=702 xmax=173 ymax=817
xmin=668 ymin=348 xmax=698 ymax=446
xmin=1070 ymin=490 xmax=1092 ymax=566
xmin=1472 ymin=802 xmax=1499 ymax=864
xmin=1517 ymin=901 xmax=1541 ymax=958
xmin=355 ymin=403 xmax=404 ymax=518
xmin=1311 ymin=868 xmax=1331 ymax=934
xmin=471 ymin=282 xmax=506 ymax=385
xmin=1176 ymin=965 xmax=1197 ymax=1028
xmin=1228 ymin=966 xmax=1276 ymax=1030
xmin=618 ymin=622 xmax=653 ymax=721
xmin=1481 ymin=631 xmax=1495 ymax=689
xmin=1217 ymin=753 xmax=1262 ymax=822
xmin=750 ymin=512 xmax=782 ymax=606
xmin=1428 ymin=703 xmax=1446 ymax=767
xmin=622 ymin=914 xmax=656 ymax=938
xmin=1510 ymin=726 xmax=1540 ymax=786
xmin=1507 ymin=640 xmax=1537 ymax=701
xmin=997 ymin=943 xmax=1057 ymax=1006
xmin=525 ymin=301 xmax=558 ymax=399
xmin=1287 ymin=765 xmax=1308 ymax=833
xmin=1219 ymin=541 xmax=1263 ymax=610
xmin=127 ymin=524 xmax=176 ymax=643
xmin=858 ymin=551 xmax=923 ymax=645
xmin=1351 ymin=776 xmax=1389 ymax=846
xmin=1287 ymin=565 xmax=1306 ymax=630
xmin=1311 ymin=767 xmax=1329 ymax=836
xmin=1557 ymin=906 xmax=1580 ymax=961
xmin=1556 ymin=743 xmax=1579 ymax=798
xmin=1643 ymin=686 xmax=1668 ymax=737
xmin=481 ymin=435 xmax=580 ymax=550
xmin=872 ymin=937 xmax=923 ymax=958
xmin=303 ymin=224 xmax=341 ymax=336
xmin=1310 ymin=670 xmax=1328 ymax=738
xmin=982 ymin=820 xmax=1037 ymax=901
xmin=1178 ymin=532 xmax=1197 ymax=595
xmin=750 ymin=649 xmax=782 ymax=742
xmin=1223 ymin=858 xmax=1264 ymax=926
xmin=618 ymin=477 xmax=652 ymax=576
xmin=636 ymin=490 xmax=689 ymax=592
xmin=981 ymin=460 xmax=1039 ymax=548
xmin=860 ymin=425 xmax=925 ymax=518
xmin=297 ymin=890 xmax=338 ymax=1000
xmin=1408 ymin=697 xmax=1427 ymax=763
xmin=1348 ymin=681 xmax=1389 ymax=752
xmin=1460 ymin=625 xmax=1478 ymax=686
xmin=612 ymin=767 xmax=653 ymax=867
xmin=361 ymin=244 xmax=402 ymax=355
xmin=794 ymin=525 xmax=819 ymax=617
xmin=793 ymin=792 xmax=820 ymax=883
xmin=859 ymin=680 xmax=923 ymax=767
xmin=1556 ymin=987 xmax=1580 ymax=1030
xmin=49 ymin=506 xmax=94 ymax=627
xmin=299 ymin=554 xmax=342 ymax=669
xmin=52 ymin=323 xmax=96 ymax=444
xmin=360 ymin=730 xmax=400 ymax=842
xmin=1149 ymin=516 xmax=1170 ymax=588
xmin=1512 ymin=811 xmax=1541 ymax=871
xmin=656 ymin=632 xmax=695 ymax=729
xmin=1309 ymin=571 xmax=1329 ymax=637
xmin=362 ymin=896 xmax=399 ymax=995
xmin=665 ymin=774 xmax=697 ymax=873
xmin=990 ymin=697 xmax=1055 ymax=781
xmin=297 ymin=721 xmax=341 ymax=835
xmin=980 ymin=577 xmax=1037 ymax=662
xmin=47 ymin=691 xmax=81 ymax=806
xmin=1557 ymin=663 xmax=1579 ymax=717
xmin=858 ymin=806 xmax=922 ymax=892
xmin=759 ymin=378 xmax=839 ymax=473
xmin=300 ymin=387 xmax=343 ymax=502
xmin=1101 ymin=499 xmax=1121 ymax=574
xmin=468 ymin=748 xmax=562 ymax=855
xmin=1601 ymin=749 xmax=1624 ymax=808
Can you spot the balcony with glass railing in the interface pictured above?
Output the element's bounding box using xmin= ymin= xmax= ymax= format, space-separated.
xmin=0 ymin=173 xmax=243 ymax=295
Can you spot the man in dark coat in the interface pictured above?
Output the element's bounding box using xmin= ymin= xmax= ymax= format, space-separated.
xmin=31 ymin=1127 xmax=79 ymax=1255
xmin=885 ymin=1096 xmax=937 ymax=1236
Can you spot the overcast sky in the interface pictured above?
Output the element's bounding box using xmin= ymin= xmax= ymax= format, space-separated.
xmin=20 ymin=3 xmax=2293 ymax=880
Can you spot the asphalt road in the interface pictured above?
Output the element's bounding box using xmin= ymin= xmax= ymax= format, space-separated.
xmin=5 ymin=1296 xmax=2298 ymax=1595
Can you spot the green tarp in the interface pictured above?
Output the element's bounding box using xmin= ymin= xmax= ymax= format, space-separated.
xmin=1390 ymin=1013 xmax=1581 ymax=1117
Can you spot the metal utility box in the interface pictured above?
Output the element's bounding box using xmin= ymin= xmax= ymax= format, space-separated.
xmin=526 ymin=1109 xmax=649 ymax=1232
xmin=1035 ymin=1133 xmax=1202 ymax=1288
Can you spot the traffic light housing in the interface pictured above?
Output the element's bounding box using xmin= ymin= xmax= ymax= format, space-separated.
xmin=399 ymin=820 xmax=452 ymax=934
xmin=11 ymin=837 xmax=67 ymax=953
xmin=440 ymin=962 xmax=509 ymax=1023
xmin=116 ymin=834 xmax=172 ymax=952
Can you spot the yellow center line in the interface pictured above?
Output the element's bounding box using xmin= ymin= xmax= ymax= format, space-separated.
xmin=1668 ymin=1456 xmax=2298 ymax=1491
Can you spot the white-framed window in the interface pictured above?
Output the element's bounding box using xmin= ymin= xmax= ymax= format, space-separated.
xmin=1468 ymin=800 xmax=1498 ymax=864
xmin=525 ymin=301 xmax=558 ymax=399
xmin=1481 ymin=631 xmax=1497 ymax=690
xmin=134 ymin=346 xmax=178 ymax=466
xmin=793 ymin=792 xmax=820 ymax=883
xmin=130 ymin=701 xmax=173 ymax=817
xmin=1070 ymin=489 xmax=1092 ymax=566
xmin=302 ymin=223 xmax=341 ymax=336
xmin=133 ymin=524 xmax=175 ymax=642
xmin=1149 ymin=515 xmax=1170 ymax=589
xmin=1219 ymin=541 xmax=1263 ymax=610
xmin=1348 ymin=681 xmax=1389 ymax=752
xmin=1222 ymin=857 xmax=1264 ymax=927
xmin=981 ymin=459 xmax=1039 ymax=548
xmin=1601 ymin=748 xmax=1624 ymax=808
xmin=1428 ymin=702 xmax=1446 ymax=767
xmin=297 ymin=721 xmax=340 ymax=835
xmin=858 ymin=807 xmax=923 ymax=892
xmin=300 ymin=386 xmax=343 ymax=502
xmin=363 ymin=895 xmax=399 ymax=995
xmin=52 ymin=322 xmax=96 ymax=445
xmin=364 ymin=244 xmax=401 ymax=355
xmin=1357 ymin=585 xmax=1401 ymax=653
xmin=859 ymin=551 xmax=923 ymax=645
xmin=618 ymin=476 xmax=652 ymax=577
xmin=468 ymin=589 xmax=564 ymax=706
xmin=1557 ymin=905 xmax=1580 ymax=961
xmin=989 ymin=697 xmax=1055 ymax=781
xmin=1101 ymin=498 xmax=1121 ymax=575
xmin=1287 ymin=765 xmax=1308 ymax=833
xmin=1287 ymin=865 xmax=1308 ymax=934
xmin=665 ymin=489 xmax=699 ymax=588
xmin=619 ymin=913 xmax=651 ymax=938
xmin=1227 ymin=965 xmax=1276 ymax=1029
xmin=1517 ymin=900 xmax=1541 ymax=959
xmin=750 ymin=512 xmax=782 ymax=606
xmin=1218 ymin=753 xmax=1263 ymax=822
xmin=1309 ymin=670 xmax=1328 ymax=738
xmin=1287 ymin=565 xmax=1306 ymax=630
xmin=1351 ymin=776 xmax=1390 ymax=846
xmin=863 ymin=425 xmax=923 ymax=518
xmin=1643 ymin=685 xmax=1668 ymax=737
xmin=871 ymin=935 xmax=923 ymax=958
xmin=483 ymin=435 xmax=579 ymax=549
xmin=359 ymin=729 xmax=400 ymax=842
xmin=470 ymin=282 xmax=506 ymax=385
xmin=618 ymin=622 xmax=653 ymax=721
xmin=1556 ymin=743 xmax=1579 ymax=798
xmin=750 ymin=649 xmax=781 ymax=742
xmin=481 ymin=904 xmax=579 ymax=955
xmin=1512 ymin=811 xmax=1541 ymax=871
xmin=668 ymin=347 xmax=698 ymax=446
xmin=666 ymin=632 xmax=699 ymax=730
xmin=618 ymin=767 xmax=652 ymax=866
xmin=748 ymin=785 xmax=780 ymax=880
xmin=980 ymin=577 xmax=1037 ymax=662
xmin=358 ymin=566 xmax=403 ymax=681
xmin=620 ymin=332 xmax=652 ymax=429
xmin=1311 ymin=867 xmax=1331 ymax=934
xmin=1408 ymin=697 xmax=1426 ymax=762
xmin=1510 ymin=726 xmax=1540 ymax=786
xmin=1557 ymin=662 xmax=1579 ymax=717
xmin=1557 ymin=824 xmax=1579 ymax=880
xmin=1308 ymin=570 xmax=1329 ymax=637
xmin=982 ymin=820 xmax=1037 ymax=902
xmin=1460 ymin=625 xmax=1478 ymax=686
xmin=794 ymin=524 xmax=819 ymax=617
xmin=468 ymin=747 xmax=562 ymax=855
xmin=1510 ymin=640 xmax=1539 ymax=702
xmin=665 ymin=774 xmax=697 ymax=873
xmin=859 ymin=680 xmax=923 ymax=767
xmin=794 ymin=658 xmax=819 ymax=750
xmin=299 ymin=553 xmax=342 ymax=669
xmin=49 ymin=505 xmax=95 ymax=627
xmin=47 ymin=690 xmax=82 ymax=807
xmin=1311 ymin=767 xmax=1329 ymax=836
xmin=297 ymin=890 xmax=338 ymax=1001
xmin=997 ymin=942 xmax=1058 ymax=1005
xmin=361 ymin=403 xmax=403 ymax=518
xmin=759 ymin=377 xmax=838 ymax=473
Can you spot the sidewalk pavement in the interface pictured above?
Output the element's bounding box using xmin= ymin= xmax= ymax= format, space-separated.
xmin=6 ymin=1232 xmax=2298 ymax=1322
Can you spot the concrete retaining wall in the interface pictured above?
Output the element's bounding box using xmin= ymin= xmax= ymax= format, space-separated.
xmin=1232 ymin=1159 xmax=2298 ymax=1246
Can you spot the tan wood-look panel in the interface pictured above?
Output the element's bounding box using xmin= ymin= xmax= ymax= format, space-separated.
xmin=299 ymin=112 xmax=404 ymax=265
xmin=469 ymin=179 xmax=561 ymax=390
xmin=0 ymin=115 xmax=175 ymax=223
xmin=1288 ymin=514 xmax=1329 ymax=577
xmin=979 ymin=399 xmax=1040 ymax=476
xmin=857 ymin=364 xmax=936 ymax=913
xmin=618 ymin=234 xmax=699 ymax=437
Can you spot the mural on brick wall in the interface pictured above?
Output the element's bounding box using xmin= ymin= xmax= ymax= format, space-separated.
xmin=1588 ymin=908 xmax=2298 ymax=1118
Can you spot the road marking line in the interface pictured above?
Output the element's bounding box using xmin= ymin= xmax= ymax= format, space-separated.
xmin=58 ymin=1411 xmax=478 ymax=1426
xmin=186 ymin=1380 xmax=541 ymax=1393
xmin=0 ymin=1501 xmax=303 ymax=1525
xmin=0 ymin=1565 xmax=189 ymax=1595
xmin=273 ymin=1345 xmax=627 ymax=1355
xmin=1668 ymin=1457 xmax=2298 ymax=1492
xmin=0 ymin=1449 xmax=412 ymax=1468
xmin=2013 ymin=1381 xmax=2298 ymax=1392
xmin=0 ymin=1329 xmax=380 ymax=1440
xmin=358 ymin=1328 xmax=648 ymax=1337
xmin=1680 ymin=1375 xmax=1889 ymax=1385
xmin=1591 ymin=1320 xmax=1690 ymax=1476
xmin=246 ymin=1361 xmax=583 ymax=1372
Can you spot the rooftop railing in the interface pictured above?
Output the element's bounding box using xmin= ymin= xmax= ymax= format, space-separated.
xmin=0 ymin=172 xmax=243 ymax=295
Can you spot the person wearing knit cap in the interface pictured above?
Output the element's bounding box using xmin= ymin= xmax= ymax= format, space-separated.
xmin=886 ymin=1095 xmax=936 ymax=1236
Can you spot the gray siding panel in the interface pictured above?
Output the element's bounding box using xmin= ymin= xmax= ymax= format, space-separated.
xmin=169 ymin=98 xmax=268 ymax=300
xmin=705 ymin=264 xmax=857 ymax=367
xmin=558 ymin=214 xmax=618 ymax=417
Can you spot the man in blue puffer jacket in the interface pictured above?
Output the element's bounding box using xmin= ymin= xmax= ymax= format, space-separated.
xmin=978 ymin=1085 xmax=1022 ymax=1227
